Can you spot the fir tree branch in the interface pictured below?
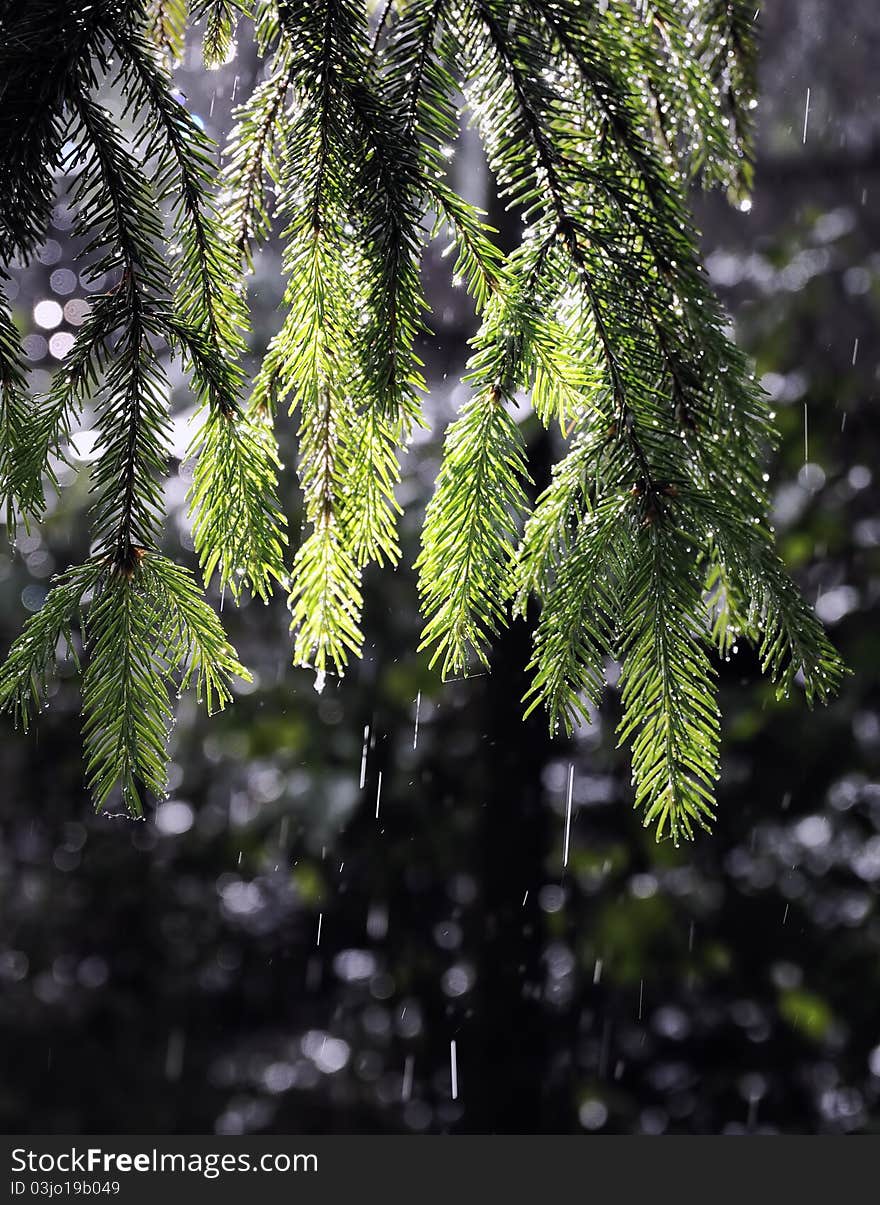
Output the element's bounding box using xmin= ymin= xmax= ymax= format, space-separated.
xmin=110 ymin=24 xmax=246 ymax=414
xmin=0 ymin=561 xmax=100 ymax=730
xmin=617 ymin=523 xmax=720 ymax=842
xmin=697 ymin=0 xmax=759 ymax=198
xmin=192 ymin=0 xmax=249 ymax=67
xmin=368 ymin=0 xmax=396 ymax=61
xmin=0 ymin=292 xmax=42 ymax=529
xmin=81 ymin=552 xmax=248 ymax=814
xmin=427 ymin=180 xmax=507 ymax=312
xmin=417 ymin=383 xmax=529 ymax=675
xmin=0 ymin=0 xmax=845 ymax=836
xmin=146 ymin=0 xmax=188 ymax=62
xmin=522 ymin=492 xmax=629 ymax=732
xmin=109 ymin=21 xmax=288 ymax=600
xmin=224 ymin=57 xmax=291 ymax=261
xmin=69 ymin=87 xmax=171 ymax=568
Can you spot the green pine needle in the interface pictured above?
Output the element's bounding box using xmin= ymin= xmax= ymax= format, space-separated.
xmin=0 ymin=0 xmax=845 ymax=832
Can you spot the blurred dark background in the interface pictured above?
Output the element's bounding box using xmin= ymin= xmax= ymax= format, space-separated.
xmin=1 ymin=1 xmax=879 ymax=1135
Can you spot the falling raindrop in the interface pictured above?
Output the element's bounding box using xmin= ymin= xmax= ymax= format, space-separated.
xmin=402 ymin=1055 xmax=414 ymax=1102
xmin=563 ymin=763 xmax=574 ymax=869
xmin=802 ymin=87 xmax=811 ymax=144
xmin=359 ymin=724 xmax=370 ymax=789
xmin=803 ymin=401 xmax=809 ymax=464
